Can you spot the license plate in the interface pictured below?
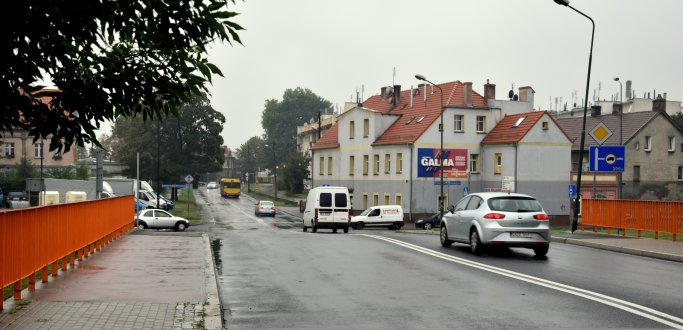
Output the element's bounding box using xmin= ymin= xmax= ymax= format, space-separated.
xmin=510 ymin=232 xmax=533 ymax=238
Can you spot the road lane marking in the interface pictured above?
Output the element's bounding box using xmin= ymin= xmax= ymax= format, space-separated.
xmin=360 ymin=234 xmax=683 ymax=329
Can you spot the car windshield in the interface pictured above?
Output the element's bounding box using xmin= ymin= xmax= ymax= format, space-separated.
xmin=359 ymin=208 xmax=373 ymax=216
xmin=260 ymin=201 xmax=273 ymax=206
xmin=488 ymin=197 xmax=543 ymax=212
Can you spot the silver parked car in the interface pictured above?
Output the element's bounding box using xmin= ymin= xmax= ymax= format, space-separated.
xmin=136 ymin=209 xmax=190 ymax=231
xmin=440 ymin=192 xmax=550 ymax=256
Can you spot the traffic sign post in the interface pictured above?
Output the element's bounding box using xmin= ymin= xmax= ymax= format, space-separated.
xmin=569 ymin=184 xmax=577 ymax=199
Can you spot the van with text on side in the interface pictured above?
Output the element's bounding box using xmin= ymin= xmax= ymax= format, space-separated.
xmin=302 ymin=186 xmax=351 ymax=233
xmin=351 ymin=205 xmax=404 ymax=230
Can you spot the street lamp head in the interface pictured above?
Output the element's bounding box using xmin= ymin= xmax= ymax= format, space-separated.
xmin=414 ymin=74 xmax=426 ymax=81
xmin=614 ymin=77 xmax=620 ymax=82
xmin=553 ymin=0 xmax=569 ymax=6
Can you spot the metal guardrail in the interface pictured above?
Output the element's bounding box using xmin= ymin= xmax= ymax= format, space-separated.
xmin=0 ymin=196 xmax=134 ymax=310
xmin=582 ymin=199 xmax=683 ymax=241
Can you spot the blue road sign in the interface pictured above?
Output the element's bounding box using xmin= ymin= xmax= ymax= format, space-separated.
xmin=569 ymin=184 xmax=577 ymax=199
xmin=433 ymin=181 xmax=461 ymax=186
xmin=589 ymin=145 xmax=625 ymax=172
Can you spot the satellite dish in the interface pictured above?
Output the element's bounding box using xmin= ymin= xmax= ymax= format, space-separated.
xmin=513 ymin=94 xmax=518 ymax=101
xmin=508 ymin=90 xmax=514 ymax=99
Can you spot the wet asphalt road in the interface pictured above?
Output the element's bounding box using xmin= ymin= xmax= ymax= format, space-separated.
xmin=196 ymin=188 xmax=683 ymax=329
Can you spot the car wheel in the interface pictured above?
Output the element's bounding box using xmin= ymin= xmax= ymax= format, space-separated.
xmin=137 ymin=222 xmax=146 ymax=230
xmin=424 ymin=223 xmax=433 ymax=230
xmin=176 ymin=222 xmax=187 ymax=232
xmin=333 ymin=228 xmax=338 ymax=233
xmin=312 ymin=226 xmax=317 ymax=233
xmin=343 ymin=227 xmax=349 ymax=233
xmin=440 ymin=226 xmax=453 ymax=247
xmin=303 ymin=225 xmax=308 ymax=232
xmin=469 ymin=229 xmax=483 ymax=254
xmin=355 ymin=222 xmax=364 ymax=230
xmin=534 ymin=245 xmax=549 ymax=257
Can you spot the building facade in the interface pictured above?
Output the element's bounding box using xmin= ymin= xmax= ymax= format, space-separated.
xmin=1 ymin=130 xmax=79 ymax=170
xmin=311 ymin=80 xmax=571 ymax=223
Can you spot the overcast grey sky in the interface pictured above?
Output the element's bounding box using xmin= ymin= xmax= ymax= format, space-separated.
xmin=206 ymin=0 xmax=683 ymax=150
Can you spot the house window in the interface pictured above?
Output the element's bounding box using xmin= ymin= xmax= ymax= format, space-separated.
xmin=476 ymin=116 xmax=486 ymax=133
xmin=349 ymin=121 xmax=355 ymax=139
xmin=34 ymin=143 xmax=43 ymax=159
xmin=384 ymin=154 xmax=391 ymax=173
xmin=542 ymin=121 xmax=549 ymax=130
xmin=644 ymin=136 xmax=652 ymax=151
xmin=319 ymin=157 xmax=325 ymax=175
xmin=635 ymin=142 xmax=640 ymax=151
xmin=373 ymin=154 xmax=380 ymax=175
xmin=362 ymin=193 xmax=368 ymax=210
xmin=349 ymin=156 xmax=355 ymax=175
xmin=396 ymin=153 xmax=403 ymax=173
xmin=633 ymin=165 xmax=640 ymax=182
xmin=494 ymin=153 xmax=502 ymax=174
xmin=668 ymin=136 xmax=675 ymax=152
xmin=373 ymin=193 xmax=379 ymax=206
xmin=454 ymin=115 xmax=464 ymax=132
xmin=363 ymin=155 xmax=369 ymax=175
xmin=678 ymin=166 xmax=683 ymax=181
xmin=384 ymin=193 xmax=390 ymax=205
xmin=4 ymin=142 xmax=15 ymax=157
xmin=363 ymin=119 xmax=369 ymax=137
xmin=470 ymin=154 xmax=479 ymax=173
xmin=395 ymin=194 xmax=402 ymax=206
xmin=327 ymin=156 xmax=333 ymax=175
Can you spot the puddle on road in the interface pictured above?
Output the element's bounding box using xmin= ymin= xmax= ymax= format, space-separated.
xmin=211 ymin=238 xmax=223 ymax=275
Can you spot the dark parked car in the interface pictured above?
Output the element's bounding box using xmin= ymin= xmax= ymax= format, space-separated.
xmin=5 ymin=191 xmax=28 ymax=208
xmin=415 ymin=213 xmax=443 ymax=230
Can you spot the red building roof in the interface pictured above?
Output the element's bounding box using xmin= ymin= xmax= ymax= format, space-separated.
xmin=311 ymin=81 xmax=487 ymax=150
xmin=482 ymin=111 xmax=571 ymax=144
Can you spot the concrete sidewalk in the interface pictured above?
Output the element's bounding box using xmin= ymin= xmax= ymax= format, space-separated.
xmin=1 ymin=233 xmax=221 ymax=330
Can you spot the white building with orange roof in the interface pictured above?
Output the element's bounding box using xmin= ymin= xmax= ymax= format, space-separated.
xmin=310 ymin=80 xmax=572 ymax=225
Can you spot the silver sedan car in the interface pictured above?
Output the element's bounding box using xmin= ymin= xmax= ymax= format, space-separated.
xmin=440 ymin=192 xmax=550 ymax=256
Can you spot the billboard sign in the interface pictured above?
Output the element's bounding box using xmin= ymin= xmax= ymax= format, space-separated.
xmin=417 ymin=148 xmax=468 ymax=178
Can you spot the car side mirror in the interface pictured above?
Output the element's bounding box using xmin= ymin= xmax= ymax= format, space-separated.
xmin=447 ymin=205 xmax=455 ymax=213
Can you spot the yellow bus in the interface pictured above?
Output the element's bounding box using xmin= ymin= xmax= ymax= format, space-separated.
xmin=220 ymin=178 xmax=241 ymax=198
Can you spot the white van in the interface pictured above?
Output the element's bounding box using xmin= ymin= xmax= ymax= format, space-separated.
xmin=137 ymin=190 xmax=168 ymax=210
xmin=350 ymin=205 xmax=404 ymax=230
xmin=302 ymin=186 xmax=351 ymax=233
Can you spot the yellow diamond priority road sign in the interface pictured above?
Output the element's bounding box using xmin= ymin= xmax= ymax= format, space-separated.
xmin=589 ymin=122 xmax=613 ymax=145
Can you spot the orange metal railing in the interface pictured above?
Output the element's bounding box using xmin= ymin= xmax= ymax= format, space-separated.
xmin=582 ymin=199 xmax=683 ymax=241
xmin=0 ymin=196 xmax=134 ymax=310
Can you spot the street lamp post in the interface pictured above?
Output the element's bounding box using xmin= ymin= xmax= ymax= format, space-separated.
xmin=614 ymin=77 xmax=623 ymax=200
xmin=265 ymin=143 xmax=277 ymax=202
xmin=554 ymin=0 xmax=595 ymax=232
xmin=415 ymin=74 xmax=445 ymax=219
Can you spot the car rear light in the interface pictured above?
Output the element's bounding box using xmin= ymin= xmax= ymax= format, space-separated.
xmin=483 ymin=213 xmax=506 ymax=220
xmin=534 ymin=214 xmax=549 ymax=221
xmin=314 ymin=208 xmax=318 ymax=225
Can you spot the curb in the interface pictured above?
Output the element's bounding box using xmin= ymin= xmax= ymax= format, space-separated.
xmin=202 ymin=233 xmax=222 ymax=330
xmin=550 ymin=236 xmax=683 ymax=263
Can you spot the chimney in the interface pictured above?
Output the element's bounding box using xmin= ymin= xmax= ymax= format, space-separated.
xmin=590 ymin=105 xmax=602 ymax=117
xmin=393 ymin=85 xmax=401 ymax=106
xmin=519 ymin=86 xmax=535 ymax=108
xmin=464 ymin=82 xmax=473 ymax=107
xmin=653 ymin=98 xmax=666 ymax=113
xmin=484 ymin=79 xmax=496 ymax=100
xmin=626 ymin=80 xmax=632 ymax=99
xmin=380 ymin=87 xmax=387 ymax=100
xmin=612 ymin=103 xmax=622 ymax=115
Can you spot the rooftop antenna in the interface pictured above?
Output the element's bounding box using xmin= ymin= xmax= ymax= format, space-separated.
xmin=392 ymin=67 xmax=396 ymax=86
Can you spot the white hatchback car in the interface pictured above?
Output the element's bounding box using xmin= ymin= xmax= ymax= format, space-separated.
xmin=136 ymin=209 xmax=190 ymax=231
xmin=440 ymin=192 xmax=550 ymax=256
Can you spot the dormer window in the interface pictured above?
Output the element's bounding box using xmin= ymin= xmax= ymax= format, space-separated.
xmin=405 ymin=116 xmax=415 ymax=125
xmin=416 ymin=116 xmax=426 ymax=124
xmin=512 ymin=117 xmax=525 ymax=127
